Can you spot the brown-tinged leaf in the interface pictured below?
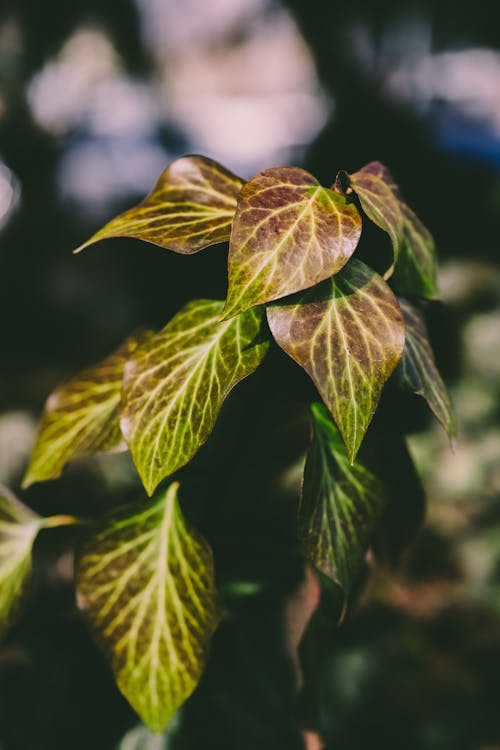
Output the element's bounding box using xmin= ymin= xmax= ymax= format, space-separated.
xmin=222 ymin=167 xmax=361 ymax=318
xmin=23 ymin=331 xmax=149 ymax=488
xmin=75 ymin=482 xmax=221 ymax=732
xmin=299 ymin=405 xmax=388 ymax=593
xmin=75 ymin=156 xmax=243 ymax=255
xmin=121 ymin=300 xmax=269 ymax=495
xmin=346 ymin=162 xmax=438 ymax=297
xmin=397 ymin=298 xmax=456 ymax=440
xmin=267 ymin=259 xmax=405 ymax=462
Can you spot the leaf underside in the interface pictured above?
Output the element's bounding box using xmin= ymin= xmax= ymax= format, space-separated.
xmin=223 ymin=166 xmax=362 ymax=318
xmin=75 ymin=156 xmax=244 ymax=255
xmin=397 ymin=298 xmax=456 ymax=440
xmin=75 ymin=482 xmax=221 ymax=732
xmin=348 ymin=162 xmax=438 ymax=297
xmin=267 ymin=258 xmax=406 ymax=462
xmin=23 ymin=331 xmax=149 ymax=489
xmin=299 ymin=405 xmax=388 ymax=593
xmin=121 ymin=300 xmax=269 ymax=495
xmin=0 ymin=486 xmax=43 ymax=639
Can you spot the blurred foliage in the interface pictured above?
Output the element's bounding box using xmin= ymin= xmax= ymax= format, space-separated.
xmin=1 ymin=0 xmax=500 ymax=748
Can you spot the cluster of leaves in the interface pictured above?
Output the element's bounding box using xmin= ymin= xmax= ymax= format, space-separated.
xmin=0 ymin=156 xmax=455 ymax=733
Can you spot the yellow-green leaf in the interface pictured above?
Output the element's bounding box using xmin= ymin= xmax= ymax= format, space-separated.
xmin=222 ymin=167 xmax=362 ymax=319
xmin=299 ymin=405 xmax=388 ymax=593
xmin=75 ymin=156 xmax=243 ymax=255
xmin=267 ymin=259 xmax=405 ymax=462
xmin=397 ymin=298 xmax=456 ymax=440
xmin=0 ymin=486 xmax=43 ymax=639
xmin=23 ymin=332 xmax=149 ymax=489
xmin=75 ymin=482 xmax=221 ymax=732
xmin=121 ymin=301 xmax=269 ymax=495
xmin=347 ymin=162 xmax=438 ymax=297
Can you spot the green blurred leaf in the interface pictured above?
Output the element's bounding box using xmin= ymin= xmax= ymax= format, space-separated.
xmin=75 ymin=156 xmax=243 ymax=255
xmin=222 ymin=167 xmax=361 ymax=319
xmin=0 ymin=486 xmax=42 ymax=639
xmin=346 ymin=162 xmax=438 ymax=297
xmin=393 ymin=203 xmax=438 ymax=299
xmin=121 ymin=301 xmax=268 ymax=495
xmin=267 ymin=259 xmax=405 ymax=462
xmin=75 ymin=482 xmax=221 ymax=733
xmin=117 ymin=721 xmax=179 ymax=750
xmin=299 ymin=405 xmax=388 ymax=593
xmin=397 ymin=298 xmax=456 ymax=440
xmin=23 ymin=331 xmax=149 ymax=488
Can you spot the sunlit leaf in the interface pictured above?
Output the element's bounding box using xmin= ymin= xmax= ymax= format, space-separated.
xmin=397 ymin=298 xmax=456 ymax=440
xmin=75 ymin=482 xmax=221 ymax=733
xmin=0 ymin=486 xmax=43 ymax=639
xmin=345 ymin=162 xmax=438 ymax=297
xmin=75 ymin=156 xmax=243 ymax=255
xmin=23 ymin=332 xmax=149 ymax=489
xmin=222 ymin=167 xmax=361 ymax=319
xmin=299 ymin=405 xmax=388 ymax=593
xmin=347 ymin=162 xmax=403 ymax=270
xmin=267 ymin=259 xmax=405 ymax=462
xmin=121 ymin=301 xmax=269 ymax=495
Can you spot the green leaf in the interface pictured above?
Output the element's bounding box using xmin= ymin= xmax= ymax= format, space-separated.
xmin=23 ymin=331 xmax=149 ymax=489
xmin=222 ymin=167 xmax=362 ymax=319
xmin=346 ymin=162 xmax=438 ymax=297
xmin=397 ymin=298 xmax=456 ymax=440
xmin=121 ymin=301 xmax=269 ymax=495
xmin=75 ymin=482 xmax=221 ymax=733
xmin=392 ymin=202 xmax=438 ymax=299
xmin=299 ymin=405 xmax=388 ymax=593
xmin=0 ymin=486 xmax=43 ymax=639
xmin=75 ymin=156 xmax=243 ymax=255
xmin=267 ymin=259 xmax=405 ymax=462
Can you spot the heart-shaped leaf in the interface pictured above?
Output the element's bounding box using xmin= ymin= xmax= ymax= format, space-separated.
xmin=75 ymin=482 xmax=221 ymax=733
xmin=299 ymin=405 xmax=388 ymax=593
xmin=222 ymin=167 xmax=361 ymax=318
xmin=121 ymin=300 xmax=269 ymax=495
xmin=346 ymin=162 xmax=438 ymax=297
xmin=267 ymin=259 xmax=405 ymax=462
xmin=397 ymin=298 xmax=456 ymax=440
xmin=23 ymin=331 xmax=149 ymax=489
xmin=75 ymin=156 xmax=243 ymax=255
xmin=0 ymin=486 xmax=43 ymax=639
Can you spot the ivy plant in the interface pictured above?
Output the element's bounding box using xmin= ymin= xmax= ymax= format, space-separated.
xmin=0 ymin=155 xmax=455 ymax=734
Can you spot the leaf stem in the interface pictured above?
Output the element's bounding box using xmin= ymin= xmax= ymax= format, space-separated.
xmin=42 ymin=514 xmax=90 ymax=530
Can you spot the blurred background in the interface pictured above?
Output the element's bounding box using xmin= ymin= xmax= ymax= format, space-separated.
xmin=1 ymin=0 xmax=500 ymax=748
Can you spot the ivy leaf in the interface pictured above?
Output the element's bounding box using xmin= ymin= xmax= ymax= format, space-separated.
xmin=346 ymin=162 xmax=438 ymax=297
xmin=267 ymin=259 xmax=405 ymax=463
xmin=22 ymin=331 xmax=149 ymax=489
xmin=392 ymin=203 xmax=438 ymax=299
xmin=347 ymin=162 xmax=403 ymax=268
xmin=75 ymin=482 xmax=221 ymax=733
xmin=222 ymin=167 xmax=362 ymax=319
xmin=121 ymin=300 xmax=269 ymax=495
xmin=397 ymin=298 xmax=456 ymax=440
xmin=299 ymin=405 xmax=388 ymax=594
xmin=75 ymin=156 xmax=243 ymax=255
xmin=0 ymin=486 xmax=43 ymax=639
